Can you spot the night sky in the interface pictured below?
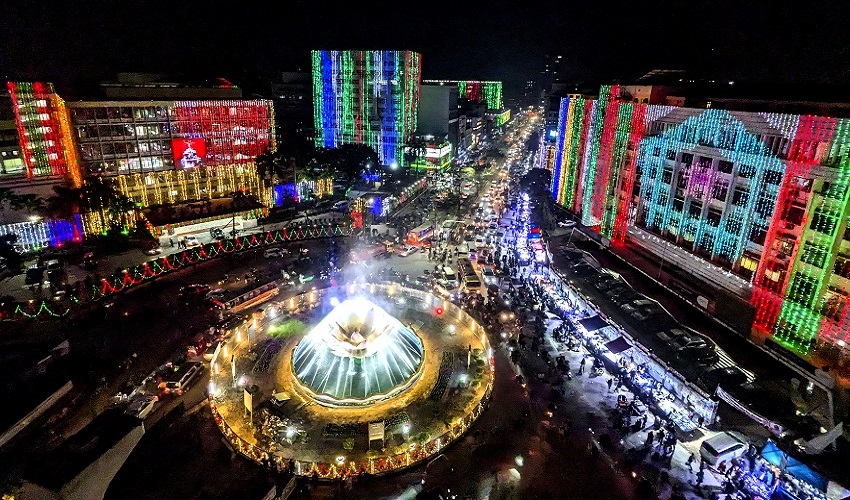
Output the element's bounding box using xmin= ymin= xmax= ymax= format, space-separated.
xmin=2 ymin=0 xmax=850 ymax=100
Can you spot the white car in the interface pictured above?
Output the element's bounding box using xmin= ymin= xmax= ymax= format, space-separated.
xmin=397 ymin=245 xmax=418 ymax=257
xmin=700 ymin=432 xmax=748 ymax=468
xmin=558 ymin=220 xmax=576 ymax=228
xmin=125 ymin=395 xmax=158 ymax=419
xmin=184 ymin=235 xmax=200 ymax=247
xmin=264 ymin=247 xmax=285 ymax=259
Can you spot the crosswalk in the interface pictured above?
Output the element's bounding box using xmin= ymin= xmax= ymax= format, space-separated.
xmin=711 ymin=348 xmax=757 ymax=383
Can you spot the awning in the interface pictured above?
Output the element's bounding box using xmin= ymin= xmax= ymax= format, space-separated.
xmin=578 ymin=315 xmax=608 ymax=332
xmin=604 ymin=336 xmax=632 ymax=354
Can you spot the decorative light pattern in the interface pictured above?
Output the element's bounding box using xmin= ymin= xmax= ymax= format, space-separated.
xmin=422 ymin=80 xmax=503 ymax=110
xmin=0 ymin=216 xmax=83 ymax=252
xmin=7 ymin=82 xmax=72 ymax=177
xmin=170 ymin=100 xmax=274 ymax=165
xmin=114 ymin=164 xmax=271 ymax=208
xmin=550 ymin=85 xmax=850 ymax=358
xmin=313 ymin=50 xmax=422 ymax=167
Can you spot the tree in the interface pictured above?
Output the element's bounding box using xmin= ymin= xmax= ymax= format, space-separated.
xmin=404 ymin=137 xmax=428 ymax=167
xmin=8 ymin=193 xmax=46 ymax=219
xmin=47 ymin=177 xmax=136 ymax=232
xmin=0 ymin=234 xmax=22 ymax=272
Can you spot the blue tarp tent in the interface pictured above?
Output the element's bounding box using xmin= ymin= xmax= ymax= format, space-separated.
xmin=761 ymin=440 xmax=828 ymax=492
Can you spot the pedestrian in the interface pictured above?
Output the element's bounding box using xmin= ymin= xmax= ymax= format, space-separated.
xmin=695 ymin=468 xmax=704 ymax=486
xmin=169 ymin=237 xmax=174 ymax=247
xmin=686 ymin=452 xmax=696 ymax=473
xmin=607 ymin=378 xmax=613 ymax=392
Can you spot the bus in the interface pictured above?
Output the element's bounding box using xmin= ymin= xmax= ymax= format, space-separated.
xmin=456 ymin=258 xmax=475 ymax=279
xmin=407 ymin=224 xmax=434 ymax=246
xmin=462 ymin=273 xmax=482 ymax=291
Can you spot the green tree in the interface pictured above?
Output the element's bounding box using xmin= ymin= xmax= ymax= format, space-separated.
xmin=404 ymin=137 xmax=428 ymax=167
xmin=47 ymin=177 xmax=136 ymax=232
xmin=9 ymin=193 xmax=46 ymax=218
xmin=0 ymin=234 xmax=22 ymax=272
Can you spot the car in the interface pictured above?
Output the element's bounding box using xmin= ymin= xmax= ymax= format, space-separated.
xmin=558 ymin=220 xmax=576 ymax=228
xmin=700 ymin=432 xmax=749 ymax=468
xmin=596 ymin=279 xmax=624 ymax=293
xmin=178 ymin=283 xmax=211 ymax=300
xmin=603 ymin=283 xmax=631 ymax=298
xmin=434 ymin=281 xmax=452 ymax=298
xmin=24 ymin=266 xmax=45 ymax=288
xmin=620 ymin=298 xmax=656 ymax=312
xmin=206 ymin=288 xmax=227 ymax=301
xmin=656 ymin=328 xmax=687 ymax=342
xmin=669 ymin=331 xmax=710 ymax=351
xmin=698 ymin=367 xmax=747 ymax=393
xmin=264 ymin=247 xmax=285 ymax=259
xmin=125 ymin=395 xmax=158 ymax=419
xmin=184 ymin=235 xmax=200 ymax=247
xmin=613 ymin=291 xmax=643 ymax=305
xmin=144 ymin=244 xmax=163 ymax=256
xmin=481 ymin=266 xmax=497 ymax=285
xmin=397 ymin=244 xmax=418 ymax=257
xmin=210 ymin=227 xmax=226 ymax=240
xmin=80 ymin=252 xmax=97 ymax=270
xmin=683 ymin=346 xmax=720 ymax=366
xmin=629 ymin=305 xmax=664 ymax=322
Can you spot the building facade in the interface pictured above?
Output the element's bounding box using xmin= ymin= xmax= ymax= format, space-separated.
xmin=550 ymin=84 xmax=850 ymax=359
xmin=424 ymin=80 xmax=504 ymax=111
xmin=418 ymin=83 xmax=459 ymax=151
xmin=271 ymin=71 xmax=314 ymax=143
xmin=312 ymin=50 xmax=422 ymax=167
xmin=0 ymin=81 xmax=277 ymax=250
xmin=6 ymin=82 xmax=81 ymax=185
xmin=68 ymin=99 xmax=275 ymax=207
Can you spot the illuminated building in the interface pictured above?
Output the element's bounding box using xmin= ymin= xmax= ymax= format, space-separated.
xmin=424 ymin=80 xmax=504 ymax=111
xmin=408 ymin=140 xmax=453 ymax=170
xmin=68 ymin=100 xmax=274 ymax=176
xmin=418 ymin=83 xmax=459 ymax=152
xmin=550 ymin=84 xmax=850 ymax=358
xmin=312 ymin=50 xmax=422 ymax=167
xmin=68 ymin=99 xmax=275 ymax=207
xmin=0 ymin=91 xmax=26 ymax=176
xmin=7 ymin=82 xmax=81 ymax=182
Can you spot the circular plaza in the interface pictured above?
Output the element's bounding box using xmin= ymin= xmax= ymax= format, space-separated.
xmin=208 ymin=282 xmax=493 ymax=478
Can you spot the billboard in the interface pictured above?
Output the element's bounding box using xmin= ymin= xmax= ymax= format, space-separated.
xmin=172 ymin=138 xmax=206 ymax=169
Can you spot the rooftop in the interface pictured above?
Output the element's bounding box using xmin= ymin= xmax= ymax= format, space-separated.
xmin=26 ymin=409 xmax=142 ymax=491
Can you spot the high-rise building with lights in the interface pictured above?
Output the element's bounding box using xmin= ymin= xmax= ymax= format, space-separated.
xmin=312 ymin=50 xmax=422 ymax=167
xmin=6 ymin=82 xmax=81 ymax=184
xmin=0 ymin=80 xmax=277 ymax=250
xmin=550 ymin=84 xmax=850 ymax=360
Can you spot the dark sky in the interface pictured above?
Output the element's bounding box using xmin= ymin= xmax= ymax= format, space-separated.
xmin=2 ymin=0 xmax=850 ymax=100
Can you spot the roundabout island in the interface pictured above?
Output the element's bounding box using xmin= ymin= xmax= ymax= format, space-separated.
xmin=208 ymin=282 xmax=493 ymax=478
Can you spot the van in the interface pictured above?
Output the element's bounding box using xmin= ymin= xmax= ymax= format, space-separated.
xmin=442 ymin=266 xmax=457 ymax=284
xmin=161 ymin=362 xmax=202 ymax=395
xmin=699 ymin=432 xmax=748 ymax=468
